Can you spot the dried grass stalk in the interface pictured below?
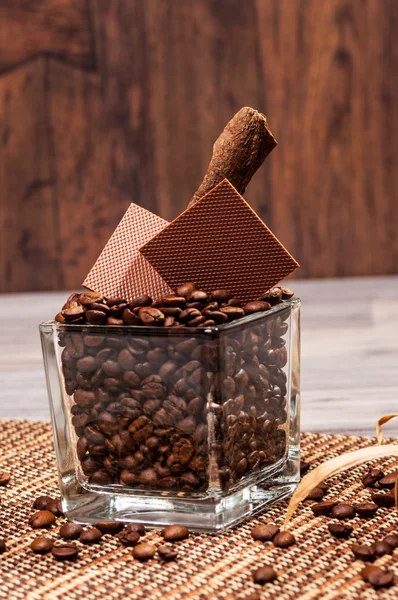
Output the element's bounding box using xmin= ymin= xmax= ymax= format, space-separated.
xmin=284 ymin=444 xmax=398 ymax=526
xmin=376 ymin=413 xmax=398 ymax=445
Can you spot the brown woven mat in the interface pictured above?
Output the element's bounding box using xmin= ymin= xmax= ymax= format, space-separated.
xmin=0 ymin=421 xmax=397 ymax=600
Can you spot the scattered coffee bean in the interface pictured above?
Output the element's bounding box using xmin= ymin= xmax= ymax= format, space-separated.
xmin=33 ymin=496 xmax=52 ymax=510
xmin=311 ymin=500 xmax=338 ymax=517
xmin=46 ymin=497 xmax=63 ymax=517
xmin=29 ymin=510 xmax=56 ymax=529
xmin=117 ymin=529 xmax=140 ymax=547
xmin=51 ymin=543 xmax=79 ymax=561
xmin=371 ymin=492 xmax=395 ymax=508
xmin=327 ymin=522 xmax=353 ymax=538
xmin=300 ymin=460 xmax=311 ymax=476
xmin=252 ymin=565 xmax=277 ymax=585
xmin=79 ymin=528 xmax=103 ymax=544
xmin=351 ymin=544 xmax=375 ymax=562
xmin=378 ymin=471 xmax=398 ymax=489
xmin=162 ymin=525 xmax=189 ymax=542
xmin=0 ymin=471 xmax=10 ymax=486
xmin=126 ymin=523 xmax=146 ymax=536
xmin=317 ymin=482 xmax=329 ymax=492
xmin=30 ymin=537 xmax=54 ymax=554
xmin=59 ymin=522 xmax=83 ymax=540
xmin=305 ymin=487 xmax=324 ymax=501
xmin=371 ymin=540 xmax=392 ymax=557
xmin=383 ymin=533 xmax=398 ymax=550
xmin=251 ymin=523 xmax=280 ymax=542
xmin=273 ymin=531 xmax=296 ymax=548
xmin=354 ymin=502 xmax=378 ymax=519
xmin=95 ymin=521 xmax=124 ymax=535
xmin=132 ymin=542 xmax=156 ymax=561
xmin=362 ymin=468 xmax=384 ymax=488
xmin=243 ymin=301 xmax=271 ymax=315
xmin=0 ymin=539 xmax=6 ymax=553
xmin=330 ymin=503 xmax=355 ymax=520
xmin=362 ymin=565 xmax=394 ymax=589
xmin=158 ymin=544 xmax=179 ymax=561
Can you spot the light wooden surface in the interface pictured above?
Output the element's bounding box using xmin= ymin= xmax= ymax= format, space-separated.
xmin=1 ymin=276 xmax=397 ymax=437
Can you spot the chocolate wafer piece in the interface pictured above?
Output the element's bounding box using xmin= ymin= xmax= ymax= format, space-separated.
xmin=140 ymin=179 xmax=299 ymax=304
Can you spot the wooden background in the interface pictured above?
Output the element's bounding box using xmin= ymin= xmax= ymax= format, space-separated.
xmin=0 ymin=0 xmax=397 ymax=293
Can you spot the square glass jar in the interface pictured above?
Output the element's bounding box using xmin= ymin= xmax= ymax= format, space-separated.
xmin=40 ymin=299 xmax=300 ymax=533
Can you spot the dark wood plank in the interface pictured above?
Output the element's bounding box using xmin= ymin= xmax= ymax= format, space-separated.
xmin=0 ymin=0 xmax=95 ymax=73
xmin=0 ymin=58 xmax=61 ymax=292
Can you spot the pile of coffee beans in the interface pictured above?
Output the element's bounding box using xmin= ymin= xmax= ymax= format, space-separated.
xmin=55 ymin=284 xmax=294 ymax=329
xmin=56 ymin=284 xmax=293 ymax=495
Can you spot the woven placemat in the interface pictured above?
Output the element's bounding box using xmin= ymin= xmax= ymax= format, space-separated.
xmin=0 ymin=420 xmax=397 ymax=600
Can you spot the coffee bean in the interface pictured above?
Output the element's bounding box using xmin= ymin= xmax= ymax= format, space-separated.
xmin=251 ymin=524 xmax=280 ymax=541
xmin=371 ymin=492 xmax=395 ymax=507
xmin=117 ymin=529 xmax=140 ymax=547
xmin=95 ymin=521 xmax=124 ymax=535
xmin=209 ymin=289 xmax=232 ymax=304
xmin=260 ymin=288 xmax=282 ymax=305
xmin=162 ymin=295 xmax=187 ymax=308
xmin=354 ymin=502 xmax=378 ymax=518
xmin=162 ymin=525 xmax=189 ymax=542
xmin=79 ymin=527 xmax=103 ymax=544
xmin=79 ymin=291 xmax=103 ymax=306
xmin=383 ymin=533 xmax=398 ymax=550
xmin=158 ymin=544 xmax=178 ymax=561
xmin=327 ymin=522 xmax=353 ymax=538
xmin=219 ymin=306 xmax=245 ymax=320
xmin=378 ymin=471 xmax=398 ymax=489
xmin=300 ymin=460 xmax=311 ymax=476
xmin=131 ymin=295 xmax=153 ymax=308
xmin=351 ymin=544 xmax=375 ymax=562
xmin=371 ymin=540 xmax=392 ymax=557
xmin=46 ymin=497 xmax=63 ymax=517
xmin=280 ymin=286 xmax=294 ymax=300
xmin=59 ymin=523 xmax=83 ymax=540
xmin=311 ymin=500 xmax=338 ymax=517
xmin=138 ymin=307 xmax=165 ymax=326
xmin=0 ymin=471 xmax=10 ymax=486
xmin=362 ymin=468 xmax=384 ymax=488
xmin=177 ymin=283 xmax=197 ymax=298
xmin=273 ymin=531 xmax=296 ymax=548
xmin=133 ymin=542 xmax=156 ymax=561
xmin=0 ymin=539 xmax=6 ymax=553
xmin=29 ymin=510 xmax=56 ymax=529
xmin=362 ymin=565 xmax=394 ymax=589
xmin=126 ymin=523 xmax=146 ymax=536
xmin=330 ymin=503 xmax=355 ymax=520
xmin=30 ymin=537 xmax=54 ymax=554
xmin=305 ymin=487 xmax=324 ymax=501
xmin=51 ymin=543 xmax=79 ymax=561
xmin=33 ymin=495 xmax=52 ymax=510
xmin=252 ymin=565 xmax=277 ymax=585
xmin=243 ymin=301 xmax=271 ymax=315
xmin=86 ymin=310 xmax=107 ymax=325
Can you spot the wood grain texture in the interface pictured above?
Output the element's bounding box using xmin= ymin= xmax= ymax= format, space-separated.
xmin=0 ymin=0 xmax=397 ymax=291
xmin=1 ymin=277 xmax=397 ymax=438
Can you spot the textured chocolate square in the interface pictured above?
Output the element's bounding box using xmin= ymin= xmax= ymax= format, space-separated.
xmin=140 ymin=179 xmax=299 ymax=303
xmin=83 ymin=203 xmax=173 ymax=302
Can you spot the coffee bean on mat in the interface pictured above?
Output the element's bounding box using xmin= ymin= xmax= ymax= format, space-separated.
xmin=51 ymin=543 xmax=79 ymax=561
xmin=362 ymin=468 xmax=384 ymax=488
xmin=354 ymin=502 xmax=378 ymax=518
xmin=29 ymin=510 xmax=56 ymax=529
xmin=30 ymin=537 xmax=54 ymax=554
xmin=59 ymin=523 xmax=83 ymax=540
xmin=351 ymin=544 xmax=375 ymax=562
xmin=371 ymin=492 xmax=395 ymax=508
xmin=330 ymin=503 xmax=355 ymax=520
xmin=117 ymin=530 xmax=140 ymax=547
xmin=383 ymin=533 xmax=398 ymax=550
xmin=378 ymin=471 xmax=398 ymax=489
xmin=252 ymin=566 xmax=277 ymax=585
xmin=46 ymin=497 xmax=64 ymax=517
xmin=251 ymin=524 xmax=280 ymax=541
xmin=33 ymin=496 xmax=52 ymax=510
xmin=311 ymin=501 xmax=338 ymax=517
xmin=95 ymin=521 xmax=124 ymax=535
xmin=327 ymin=522 xmax=353 ymax=538
xmin=300 ymin=460 xmax=311 ymax=476
xmin=158 ymin=544 xmax=178 ymax=561
xmin=305 ymin=487 xmax=324 ymax=501
xmin=79 ymin=528 xmax=103 ymax=544
xmin=362 ymin=565 xmax=394 ymax=589
xmin=371 ymin=540 xmax=393 ymax=557
xmin=162 ymin=525 xmax=189 ymax=542
xmin=0 ymin=472 xmax=10 ymax=486
xmin=133 ymin=543 xmax=156 ymax=561
xmin=0 ymin=539 xmax=7 ymax=553
xmin=273 ymin=531 xmax=296 ymax=548
xmin=126 ymin=523 xmax=146 ymax=536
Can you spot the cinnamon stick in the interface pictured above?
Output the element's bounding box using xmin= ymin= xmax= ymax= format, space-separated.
xmin=189 ymin=106 xmax=277 ymax=206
